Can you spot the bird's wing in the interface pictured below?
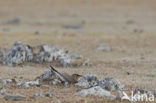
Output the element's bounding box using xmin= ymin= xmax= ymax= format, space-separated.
xmin=62 ymin=73 xmax=75 ymax=83
xmin=50 ymin=65 xmax=67 ymax=83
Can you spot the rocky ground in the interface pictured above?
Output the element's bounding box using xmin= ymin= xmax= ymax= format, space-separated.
xmin=0 ymin=0 xmax=156 ymax=102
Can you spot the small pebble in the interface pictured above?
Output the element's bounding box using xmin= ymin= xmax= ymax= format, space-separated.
xmin=32 ymin=93 xmax=44 ymax=98
xmin=45 ymin=92 xmax=53 ymax=97
xmin=96 ymin=45 xmax=111 ymax=52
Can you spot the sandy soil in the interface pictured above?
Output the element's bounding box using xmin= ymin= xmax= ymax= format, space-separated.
xmin=0 ymin=0 xmax=156 ymax=102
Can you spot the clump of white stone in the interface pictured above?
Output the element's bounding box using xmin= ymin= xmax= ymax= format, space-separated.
xmin=99 ymin=77 xmax=124 ymax=91
xmin=75 ymin=75 xmax=124 ymax=100
xmin=17 ymin=80 xmax=40 ymax=88
xmin=1 ymin=41 xmax=89 ymax=67
xmin=75 ymin=86 xmax=116 ymax=99
xmin=34 ymin=44 xmax=89 ymax=67
xmin=75 ymin=74 xmax=99 ymax=88
xmin=2 ymin=41 xmax=33 ymax=66
xmin=36 ymin=69 xmax=62 ymax=85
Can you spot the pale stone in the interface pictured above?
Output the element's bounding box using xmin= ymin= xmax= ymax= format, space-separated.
xmin=75 ymin=74 xmax=99 ymax=88
xmin=75 ymin=86 xmax=116 ymax=99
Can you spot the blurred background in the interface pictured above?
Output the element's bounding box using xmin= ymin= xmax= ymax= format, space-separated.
xmin=0 ymin=0 xmax=156 ymax=68
xmin=0 ymin=0 xmax=156 ymax=42
xmin=0 ymin=0 xmax=156 ymax=63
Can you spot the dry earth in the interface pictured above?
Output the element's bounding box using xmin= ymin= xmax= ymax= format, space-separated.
xmin=0 ymin=0 xmax=156 ymax=102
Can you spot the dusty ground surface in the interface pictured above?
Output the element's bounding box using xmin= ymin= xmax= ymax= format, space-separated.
xmin=0 ymin=0 xmax=156 ymax=102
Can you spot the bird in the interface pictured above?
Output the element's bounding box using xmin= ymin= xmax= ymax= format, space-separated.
xmin=50 ymin=65 xmax=82 ymax=85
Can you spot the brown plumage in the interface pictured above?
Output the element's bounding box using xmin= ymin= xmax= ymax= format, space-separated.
xmin=61 ymin=73 xmax=81 ymax=84
xmin=50 ymin=65 xmax=81 ymax=84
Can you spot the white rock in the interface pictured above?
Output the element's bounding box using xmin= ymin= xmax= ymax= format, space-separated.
xmin=96 ymin=45 xmax=111 ymax=51
xmin=2 ymin=41 xmax=33 ymax=66
xmin=37 ymin=69 xmax=61 ymax=85
xmin=17 ymin=80 xmax=40 ymax=88
xmin=75 ymin=86 xmax=116 ymax=99
xmin=42 ymin=69 xmax=53 ymax=80
xmin=17 ymin=82 xmax=29 ymax=88
xmin=3 ymin=94 xmax=26 ymax=101
xmin=75 ymin=74 xmax=99 ymax=88
xmin=32 ymin=93 xmax=44 ymax=98
xmin=27 ymin=80 xmax=40 ymax=86
xmin=1 ymin=79 xmax=12 ymax=84
xmin=2 ymin=42 xmax=89 ymax=67
xmin=0 ymin=87 xmax=7 ymax=94
xmin=42 ymin=45 xmax=55 ymax=52
xmin=35 ymin=44 xmax=89 ymax=67
xmin=99 ymin=77 xmax=124 ymax=91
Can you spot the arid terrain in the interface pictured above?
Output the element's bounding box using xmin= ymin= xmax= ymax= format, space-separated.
xmin=0 ymin=0 xmax=156 ymax=102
